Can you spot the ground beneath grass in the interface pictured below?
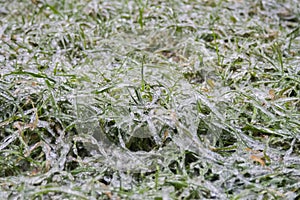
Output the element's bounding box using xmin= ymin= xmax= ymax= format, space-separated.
xmin=0 ymin=0 xmax=300 ymax=199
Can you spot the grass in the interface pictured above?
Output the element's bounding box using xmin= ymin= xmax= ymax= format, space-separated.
xmin=0 ymin=0 xmax=300 ymax=199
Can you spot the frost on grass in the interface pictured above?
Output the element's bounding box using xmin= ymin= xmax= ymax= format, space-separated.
xmin=0 ymin=0 xmax=300 ymax=199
